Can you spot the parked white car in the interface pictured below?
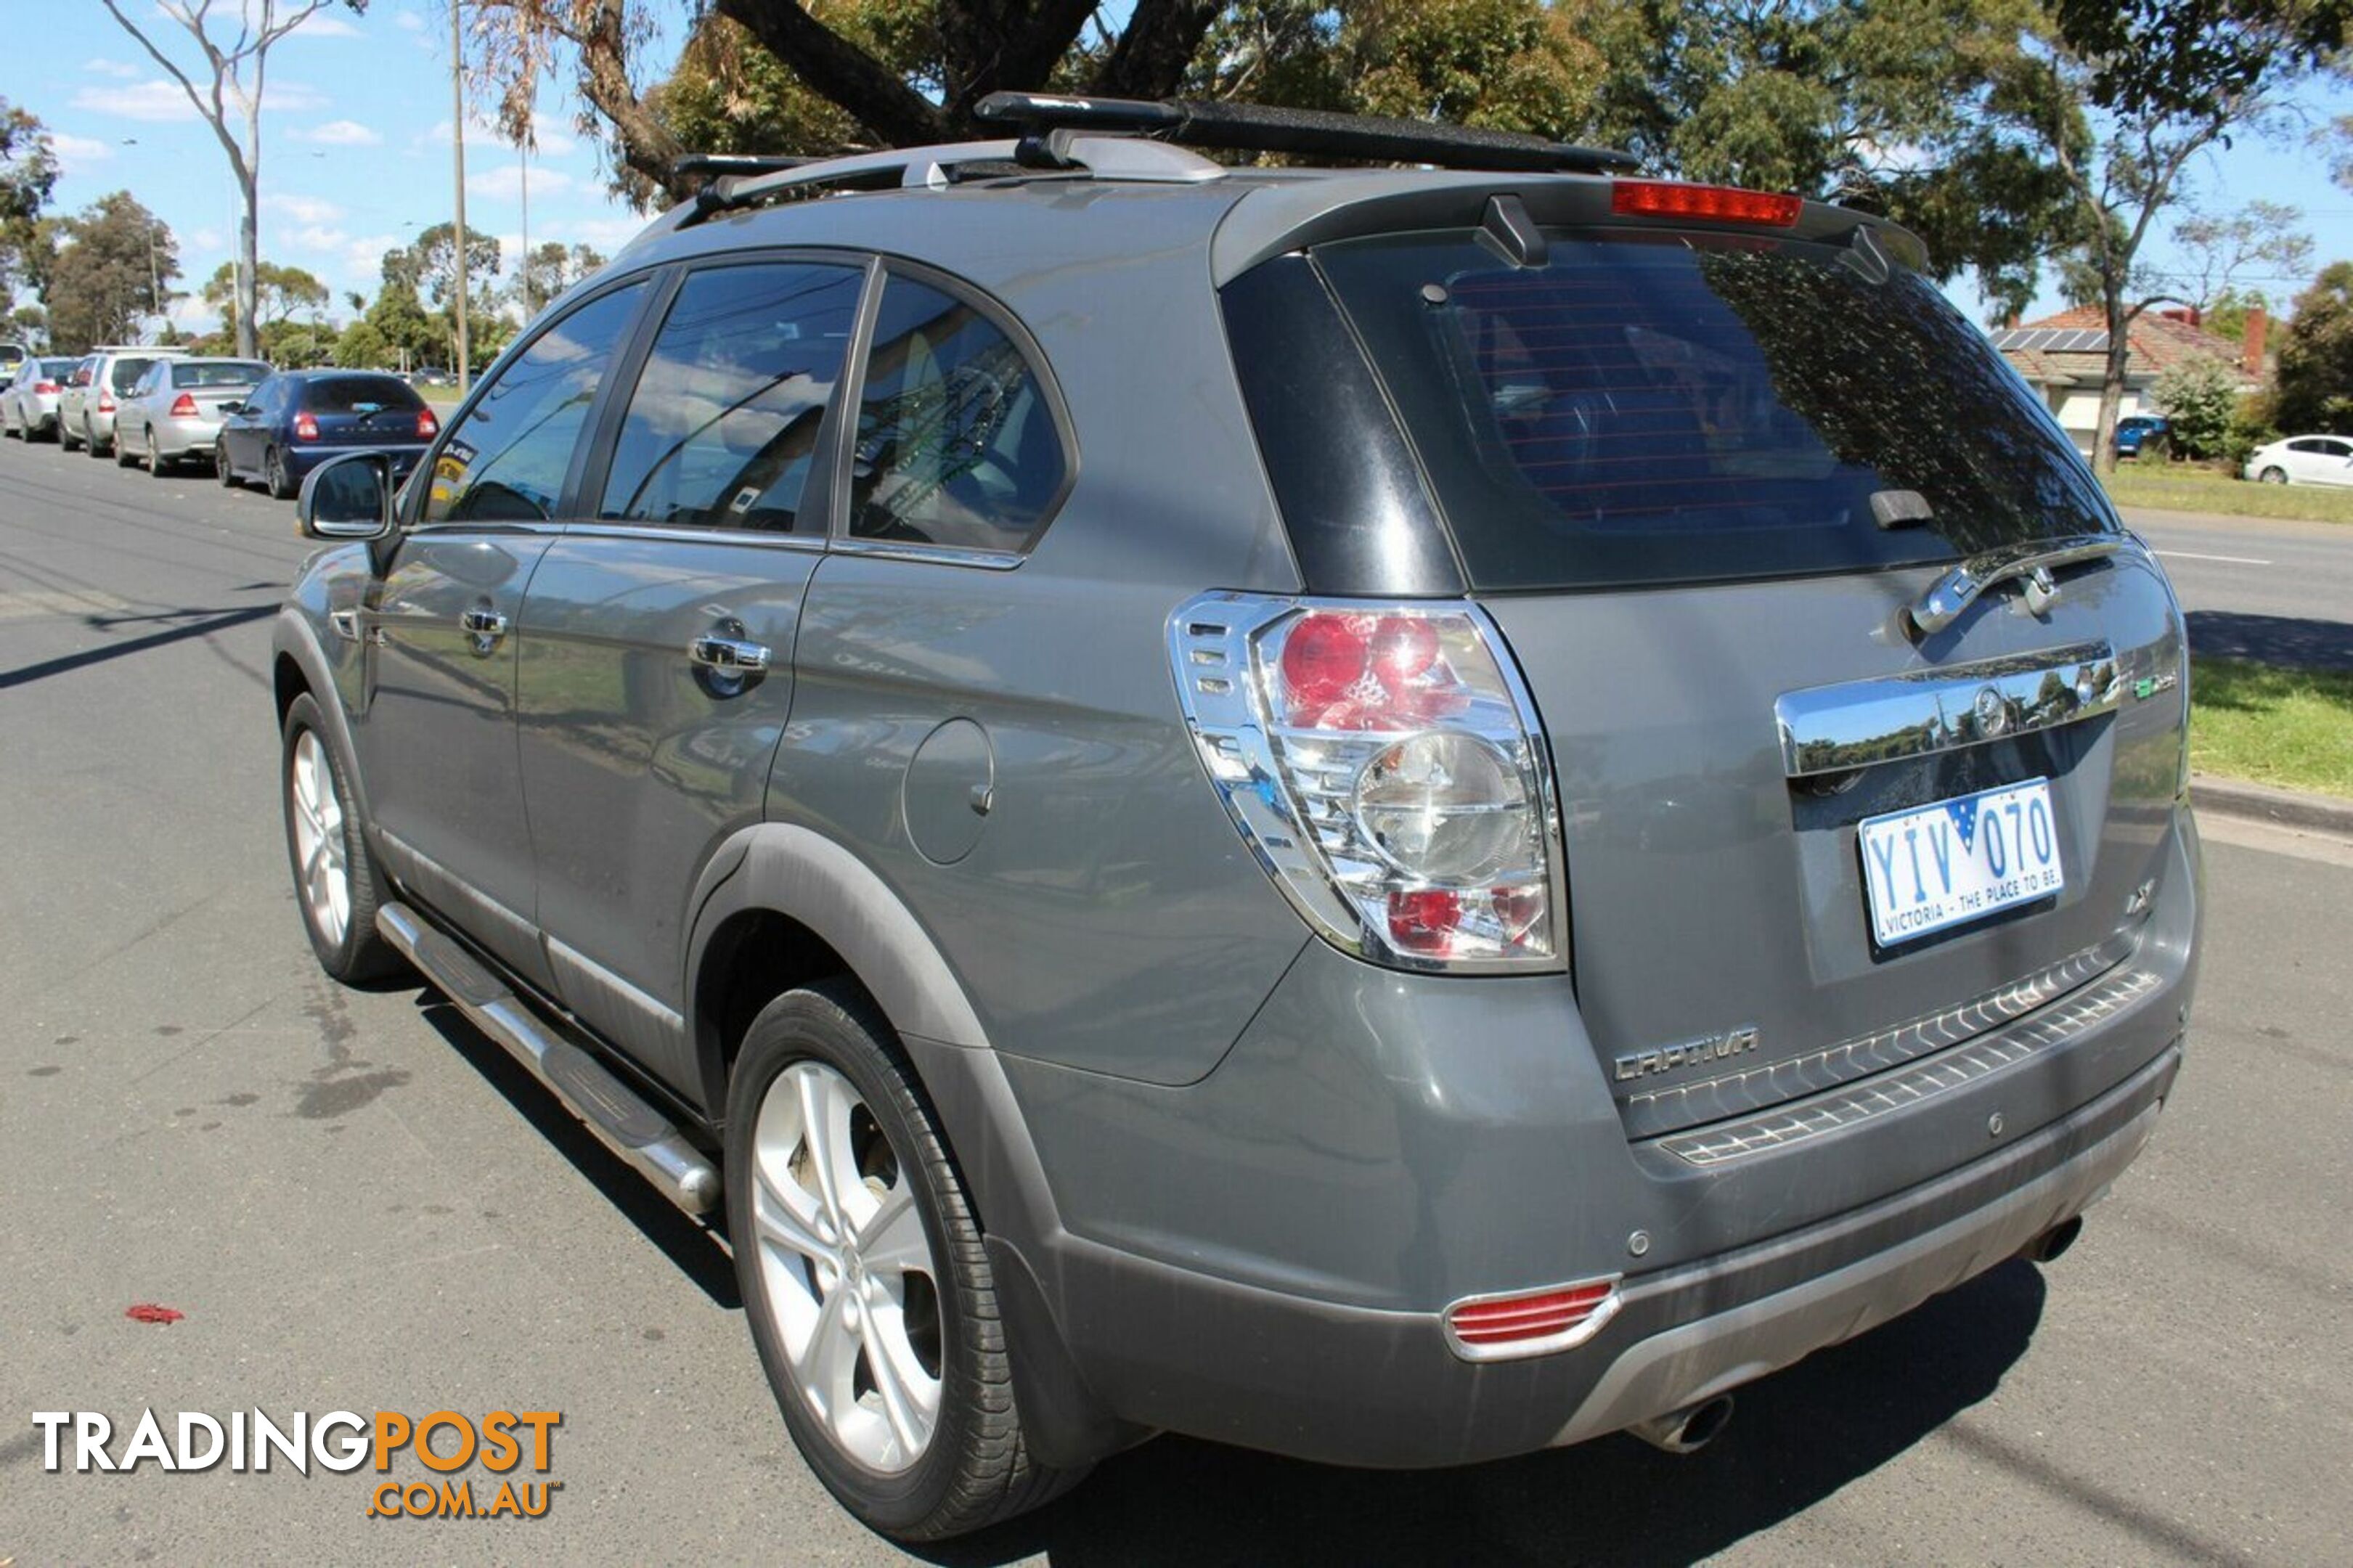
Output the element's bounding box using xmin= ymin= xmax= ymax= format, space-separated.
xmin=2243 ymin=434 xmax=2353 ymax=486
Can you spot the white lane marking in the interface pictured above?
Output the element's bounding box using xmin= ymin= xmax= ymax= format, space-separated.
xmin=2156 ymin=550 xmax=2272 ymax=566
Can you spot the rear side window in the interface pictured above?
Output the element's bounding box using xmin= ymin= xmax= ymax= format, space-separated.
xmin=175 ymin=361 xmax=270 ymax=388
xmin=110 ymin=357 xmax=155 ymax=392
xmin=847 ymin=274 xmax=1067 ymax=554
xmin=303 ymin=374 xmax=422 ymax=412
xmin=1310 ymin=231 xmax=2118 ymax=590
xmin=599 ymin=261 xmax=862 ymax=533
xmin=427 ymin=282 xmax=645 ymax=523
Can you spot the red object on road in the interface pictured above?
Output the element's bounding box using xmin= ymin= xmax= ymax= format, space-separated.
xmin=124 ymin=1303 xmax=184 ymax=1325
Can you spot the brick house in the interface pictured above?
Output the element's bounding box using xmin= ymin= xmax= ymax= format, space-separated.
xmin=1991 ymin=303 xmax=2268 ymax=457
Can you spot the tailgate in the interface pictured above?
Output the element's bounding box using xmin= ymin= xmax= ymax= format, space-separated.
xmin=1487 ymin=549 xmax=2187 ymax=1137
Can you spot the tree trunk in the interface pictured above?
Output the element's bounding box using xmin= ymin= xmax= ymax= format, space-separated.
xmin=236 ymin=171 xmax=259 ymax=360
xmin=2092 ymin=287 xmax=2127 ymax=478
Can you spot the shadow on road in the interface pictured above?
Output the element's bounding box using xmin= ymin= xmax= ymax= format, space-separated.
xmin=0 ymin=603 xmax=275 ymax=691
xmin=2186 ymin=609 xmax=2353 ymax=671
xmin=931 ymin=1261 xmax=2048 ymax=1568
xmin=412 ymin=994 xmax=741 ymax=1311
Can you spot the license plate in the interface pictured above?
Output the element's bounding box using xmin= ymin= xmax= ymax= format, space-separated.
xmin=1859 ymin=779 xmax=2063 ymax=947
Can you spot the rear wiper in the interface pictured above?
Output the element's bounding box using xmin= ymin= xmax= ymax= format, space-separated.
xmin=1907 ymin=536 xmax=2126 ymax=637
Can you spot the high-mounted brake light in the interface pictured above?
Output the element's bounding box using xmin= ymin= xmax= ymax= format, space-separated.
xmin=168 ymin=392 xmax=197 ymax=417
xmin=1612 ymin=179 xmax=1802 ymax=228
xmin=1444 ymin=1277 xmax=1622 ymax=1361
xmin=294 ymin=411 xmax=320 ymax=441
xmin=415 ymin=407 xmax=439 ymax=439
xmin=1170 ymin=594 xmax=1565 ymax=973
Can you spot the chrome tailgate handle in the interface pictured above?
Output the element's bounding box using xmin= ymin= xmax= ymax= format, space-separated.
xmin=1909 ymin=536 xmax=2124 ymax=637
xmin=1776 ymin=642 xmax=2119 ymax=778
xmin=689 ymin=634 xmax=771 ymax=673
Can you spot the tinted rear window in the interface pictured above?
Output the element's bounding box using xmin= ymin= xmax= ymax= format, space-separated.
xmin=174 ymin=361 xmax=270 ymax=388
xmin=1314 ymin=230 xmax=2117 ymax=591
xmin=301 ymin=374 xmax=423 ymax=412
xmin=39 ymin=359 xmax=77 ymax=377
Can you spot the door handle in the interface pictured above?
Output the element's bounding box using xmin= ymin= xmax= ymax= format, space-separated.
xmin=460 ymin=608 xmax=508 ymax=637
xmin=688 ymin=634 xmax=770 ymax=674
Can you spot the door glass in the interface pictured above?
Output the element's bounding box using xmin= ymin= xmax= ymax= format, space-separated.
xmin=848 ymin=275 xmax=1067 ymax=552
xmin=599 ymin=262 xmax=862 ymax=533
xmin=426 ymin=282 xmax=646 ymax=523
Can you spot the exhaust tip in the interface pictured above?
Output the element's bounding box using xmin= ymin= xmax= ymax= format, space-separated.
xmin=1631 ymin=1394 xmax=1735 ymax=1455
xmin=2020 ymin=1214 xmax=2084 ymax=1264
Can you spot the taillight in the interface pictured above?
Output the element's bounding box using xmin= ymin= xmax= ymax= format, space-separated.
xmin=168 ymin=392 xmax=197 ymax=417
xmin=33 ymin=380 xmax=59 ymax=395
xmin=1444 ymin=1277 xmax=1621 ymax=1360
xmin=294 ymin=411 xmax=319 ymax=441
xmin=1612 ymin=179 xmax=1802 ymax=227
xmin=1170 ymin=594 xmax=1564 ymax=972
xmin=97 ymin=392 xmax=115 ymax=414
xmin=415 ymin=407 xmax=438 ymax=438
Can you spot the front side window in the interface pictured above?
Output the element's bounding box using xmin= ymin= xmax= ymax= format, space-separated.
xmin=427 ymin=281 xmax=645 ymax=523
xmin=599 ymin=261 xmax=862 ymax=533
xmin=847 ymin=275 xmax=1067 ymax=554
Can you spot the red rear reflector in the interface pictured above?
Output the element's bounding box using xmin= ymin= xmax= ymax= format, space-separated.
xmin=168 ymin=392 xmax=197 ymax=417
xmin=294 ymin=411 xmax=320 ymax=441
xmin=1445 ymin=1278 xmax=1620 ymax=1360
xmin=416 ymin=407 xmax=439 ymax=438
xmin=1612 ymin=179 xmax=1802 ymax=227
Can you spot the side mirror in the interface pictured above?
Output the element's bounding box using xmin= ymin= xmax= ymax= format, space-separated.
xmin=298 ymin=451 xmax=396 ymax=540
xmin=219 ymin=401 xmax=245 ymax=415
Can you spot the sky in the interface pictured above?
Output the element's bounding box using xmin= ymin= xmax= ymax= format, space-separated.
xmin=7 ymin=0 xmax=651 ymax=338
xmin=7 ymin=0 xmax=2353 ymax=338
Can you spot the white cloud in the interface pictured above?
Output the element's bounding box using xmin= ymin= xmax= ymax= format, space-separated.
xmin=566 ymin=216 xmax=649 ymax=251
xmin=47 ymin=134 xmax=115 ymax=176
xmin=266 ymin=192 xmax=346 ymax=225
xmin=83 ymin=57 xmax=142 ymax=79
xmin=168 ymin=294 xmax=219 ymax=333
xmin=189 ymin=227 xmax=224 ymax=252
xmin=419 ymin=111 xmax=574 ymax=158
xmin=284 ymin=224 xmax=353 ymax=253
xmin=343 ymin=232 xmax=406 ymax=277
xmin=465 ymin=163 xmax=576 ymax=203
xmin=395 ymin=12 xmax=425 ymax=30
xmin=296 ymin=119 xmax=383 ymax=147
xmin=73 ymin=76 xmax=328 ymax=122
xmin=289 ymin=12 xmax=362 ymax=38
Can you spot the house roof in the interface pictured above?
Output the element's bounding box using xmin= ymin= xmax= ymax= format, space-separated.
xmin=1993 ymin=305 xmax=2243 ymax=388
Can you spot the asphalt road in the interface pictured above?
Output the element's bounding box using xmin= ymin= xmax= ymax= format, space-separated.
xmin=2121 ymin=507 xmax=2353 ymax=669
xmin=2 ymin=441 xmax=2349 ymax=1566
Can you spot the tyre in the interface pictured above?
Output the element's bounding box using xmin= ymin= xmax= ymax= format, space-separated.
xmin=280 ymin=692 xmax=404 ymax=984
xmin=115 ymin=426 xmax=141 ymax=467
xmin=2259 ymin=466 xmax=2288 ymax=484
xmin=147 ymin=437 xmax=168 ymax=477
xmin=88 ymin=421 xmax=111 ymax=458
xmin=61 ymin=417 xmax=82 ymax=452
xmin=217 ymin=440 xmax=239 ymax=487
xmin=725 ymin=981 xmax=1080 ymax=1540
xmin=266 ymin=446 xmax=297 ymax=499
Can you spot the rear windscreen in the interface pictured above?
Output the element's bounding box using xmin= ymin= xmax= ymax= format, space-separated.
xmin=174 ymin=361 xmax=270 ymax=388
xmin=1315 ymin=230 xmax=2117 ymax=591
xmin=109 ymin=358 xmax=155 ymax=391
xmin=302 ymin=375 xmax=422 ymax=412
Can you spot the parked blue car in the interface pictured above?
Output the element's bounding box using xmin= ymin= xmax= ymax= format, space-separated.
xmin=2115 ymin=415 xmax=2169 ymax=459
xmin=216 ymin=370 xmax=439 ymax=499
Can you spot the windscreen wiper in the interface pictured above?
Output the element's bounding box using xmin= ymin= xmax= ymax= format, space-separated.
xmin=1908 ymin=536 xmax=2126 ymax=637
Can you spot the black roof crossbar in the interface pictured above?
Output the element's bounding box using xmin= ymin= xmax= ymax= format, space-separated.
xmin=671 ymin=152 xmax=817 ymax=184
xmin=975 ymin=92 xmax=1640 ymax=176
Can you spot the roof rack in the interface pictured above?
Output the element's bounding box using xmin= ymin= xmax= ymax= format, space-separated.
xmin=975 ymin=91 xmax=1641 ymax=176
xmin=672 ymin=132 xmax=1225 ymax=227
xmin=670 ymin=152 xmax=816 ymax=184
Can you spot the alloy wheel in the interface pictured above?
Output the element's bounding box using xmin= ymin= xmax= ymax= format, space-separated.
xmin=750 ymin=1058 xmax=944 ymax=1475
xmin=287 ymin=729 xmax=351 ymax=949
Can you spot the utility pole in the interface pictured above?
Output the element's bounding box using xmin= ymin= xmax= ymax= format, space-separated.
xmin=450 ymin=0 xmax=470 ymax=393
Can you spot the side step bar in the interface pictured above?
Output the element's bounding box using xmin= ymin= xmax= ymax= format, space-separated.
xmin=377 ymin=904 xmax=722 ymax=1216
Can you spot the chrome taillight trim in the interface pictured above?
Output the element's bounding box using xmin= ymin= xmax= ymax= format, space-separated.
xmin=1167 ymin=590 xmax=1569 ymax=976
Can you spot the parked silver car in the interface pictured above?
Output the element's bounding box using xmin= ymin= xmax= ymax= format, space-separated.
xmin=115 ymin=356 xmax=272 ymax=475
xmin=61 ymin=346 xmax=184 ymax=457
xmin=1 ymin=356 xmax=81 ymax=441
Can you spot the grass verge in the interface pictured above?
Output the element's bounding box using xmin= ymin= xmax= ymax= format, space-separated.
xmin=2191 ymin=656 xmax=2353 ymax=798
xmin=2102 ymin=465 xmax=2353 ymax=524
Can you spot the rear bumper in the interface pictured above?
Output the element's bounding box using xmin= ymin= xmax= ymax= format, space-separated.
xmin=285 ymin=442 xmax=428 ymax=480
xmin=939 ymin=807 xmax=2199 ymax=1469
xmin=152 ymin=414 xmax=224 ymax=456
xmin=1018 ymin=1045 xmax=2174 ymax=1468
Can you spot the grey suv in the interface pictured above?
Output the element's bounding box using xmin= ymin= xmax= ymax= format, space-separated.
xmin=273 ymin=94 xmax=2200 ymax=1540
